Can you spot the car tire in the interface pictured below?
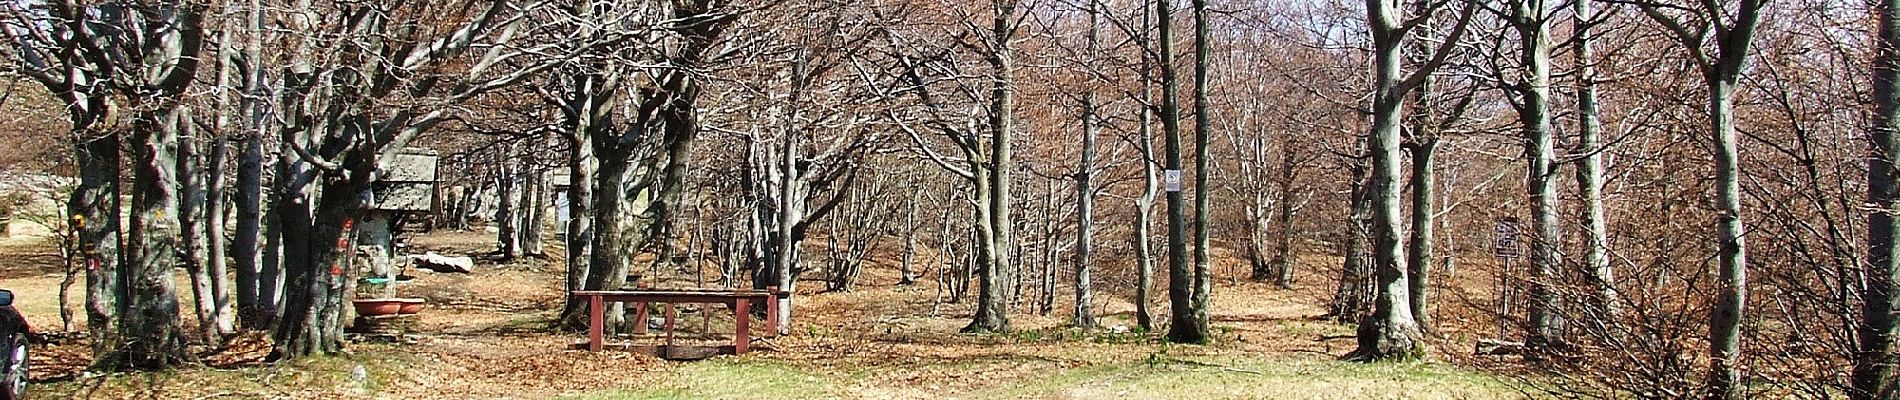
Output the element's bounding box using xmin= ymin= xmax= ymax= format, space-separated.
xmin=0 ymin=334 xmax=23 ymax=400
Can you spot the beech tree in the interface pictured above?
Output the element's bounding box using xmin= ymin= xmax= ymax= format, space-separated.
xmin=1347 ymin=0 xmax=1473 ymax=361
xmin=1635 ymin=1 xmax=1765 ymax=396
xmin=4 ymin=0 xmax=207 ymax=369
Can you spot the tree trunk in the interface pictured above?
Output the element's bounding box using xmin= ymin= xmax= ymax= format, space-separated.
xmin=584 ymin=151 xmax=634 ymax=333
xmin=1133 ymin=22 xmax=1159 ymax=332
xmin=233 ymin=128 xmax=267 ymax=329
xmin=963 ymin=0 xmax=1017 ymax=334
xmin=1514 ymin=0 xmax=1565 ymax=352
xmin=1159 ymin=0 xmax=1194 ymax=344
xmin=72 ymin=132 xmax=122 ymax=366
xmin=1572 ymin=0 xmax=1617 ymax=329
xmin=1331 ymin=154 xmax=1374 ymax=323
xmin=523 ymin=167 xmax=548 ymax=258
xmin=178 ymin=118 xmax=217 ymax=344
xmin=1859 ymin=2 xmax=1900 ymax=398
xmin=559 ymin=129 xmax=598 ymax=330
xmin=1705 ymin=73 xmax=1748 ymax=400
xmin=1405 ymin=139 xmax=1436 ymax=333
xmin=1180 ymin=0 xmax=1213 ymax=344
xmin=117 ymin=106 xmax=191 ymax=369
xmin=1348 ymin=0 xmax=1424 ymax=360
xmin=1271 ymin=146 xmax=1298 ymax=289
xmin=1073 ymin=84 xmax=1098 ymax=328
xmin=495 ymin=153 xmax=520 ymax=259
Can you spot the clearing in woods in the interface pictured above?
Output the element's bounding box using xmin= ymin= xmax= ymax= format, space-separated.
xmin=1 ymin=229 xmax=1523 ymax=399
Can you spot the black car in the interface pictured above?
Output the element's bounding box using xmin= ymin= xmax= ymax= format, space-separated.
xmin=0 ymin=289 xmax=25 ymax=400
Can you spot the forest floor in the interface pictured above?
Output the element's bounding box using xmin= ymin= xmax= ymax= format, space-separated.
xmin=1 ymin=227 xmax=1533 ymax=399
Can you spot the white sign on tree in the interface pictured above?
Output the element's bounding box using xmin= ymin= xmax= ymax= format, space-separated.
xmin=1164 ymin=169 xmax=1182 ymax=192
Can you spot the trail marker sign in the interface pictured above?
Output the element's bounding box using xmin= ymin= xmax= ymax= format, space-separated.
xmin=1492 ymin=219 xmax=1521 ymax=259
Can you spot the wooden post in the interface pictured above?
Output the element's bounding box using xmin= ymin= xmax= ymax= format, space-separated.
xmin=588 ymin=294 xmax=604 ymax=351
xmin=734 ymin=298 xmax=751 ymax=354
xmin=664 ymin=303 xmax=677 ymax=348
xmin=765 ymin=286 xmax=781 ymax=336
xmin=633 ymin=301 xmax=649 ymax=335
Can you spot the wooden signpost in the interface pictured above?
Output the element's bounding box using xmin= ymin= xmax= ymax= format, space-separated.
xmin=1491 ymin=218 xmax=1521 ymax=339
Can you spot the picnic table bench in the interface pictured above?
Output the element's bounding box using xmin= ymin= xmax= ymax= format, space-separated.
xmin=571 ymin=287 xmax=789 ymax=355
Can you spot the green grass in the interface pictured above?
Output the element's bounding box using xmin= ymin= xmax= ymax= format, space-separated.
xmin=562 ymin=359 xmax=840 ymax=400
xmin=565 ymin=353 xmax=1520 ymax=400
xmin=971 ymin=356 xmax=1516 ymax=399
xmin=36 ymin=354 xmax=409 ymax=399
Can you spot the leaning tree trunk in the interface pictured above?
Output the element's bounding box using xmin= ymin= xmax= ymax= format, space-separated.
xmin=178 ymin=120 xmax=218 ymax=343
xmin=1859 ymin=2 xmax=1900 ymax=398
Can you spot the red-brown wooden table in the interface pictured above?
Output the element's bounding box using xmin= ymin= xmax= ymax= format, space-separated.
xmin=572 ymin=288 xmax=787 ymax=354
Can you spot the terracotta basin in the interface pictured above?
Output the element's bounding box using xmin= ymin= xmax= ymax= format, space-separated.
xmin=354 ymin=298 xmax=426 ymax=316
xmin=353 ymin=299 xmax=402 ymax=316
xmin=397 ymin=298 xmax=425 ymax=314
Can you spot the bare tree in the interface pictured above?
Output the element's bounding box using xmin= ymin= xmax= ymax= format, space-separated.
xmin=1635 ymin=1 xmax=1765 ymax=396
xmin=1347 ymin=0 xmax=1473 ymax=361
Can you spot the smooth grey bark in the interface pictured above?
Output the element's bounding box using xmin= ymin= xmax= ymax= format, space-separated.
xmin=1346 ymin=0 xmax=1472 ymax=362
xmin=1134 ymin=69 xmax=1159 ymax=332
xmin=178 ymin=108 xmax=217 ymax=343
xmin=1179 ymin=0 xmax=1213 ymax=344
xmin=958 ymin=0 xmax=1020 ymax=334
xmin=1572 ymin=0 xmax=1617 ymax=329
xmin=495 ymin=151 xmax=521 ymax=259
xmin=1637 ymin=2 xmax=1763 ymax=396
xmin=1331 ymin=150 xmax=1374 ymax=323
xmin=1860 ymin=2 xmax=1900 ymax=398
xmin=556 ymin=68 xmax=604 ymax=330
xmin=522 ymin=167 xmax=548 ymax=258
xmin=1067 ymin=0 xmax=1103 ymax=329
xmin=204 ymin=31 xmax=236 ymax=336
xmin=1073 ymin=84 xmax=1099 ymax=327
xmin=1351 ymin=12 xmax=1426 ymax=357
xmin=1158 ymin=0 xmax=1193 ymax=345
xmin=1508 ymin=0 xmax=1565 ymax=352
xmin=233 ymin=0 xmax=275 ymax=330
xmin=1405 ymin=138 xmax=1436 ymax=332
xmin=1270 ymin=146 xmax=1299 ymax=289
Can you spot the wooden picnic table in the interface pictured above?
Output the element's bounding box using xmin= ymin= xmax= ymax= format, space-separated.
xmin=571 ymin=288 xmax=788 ymax=354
